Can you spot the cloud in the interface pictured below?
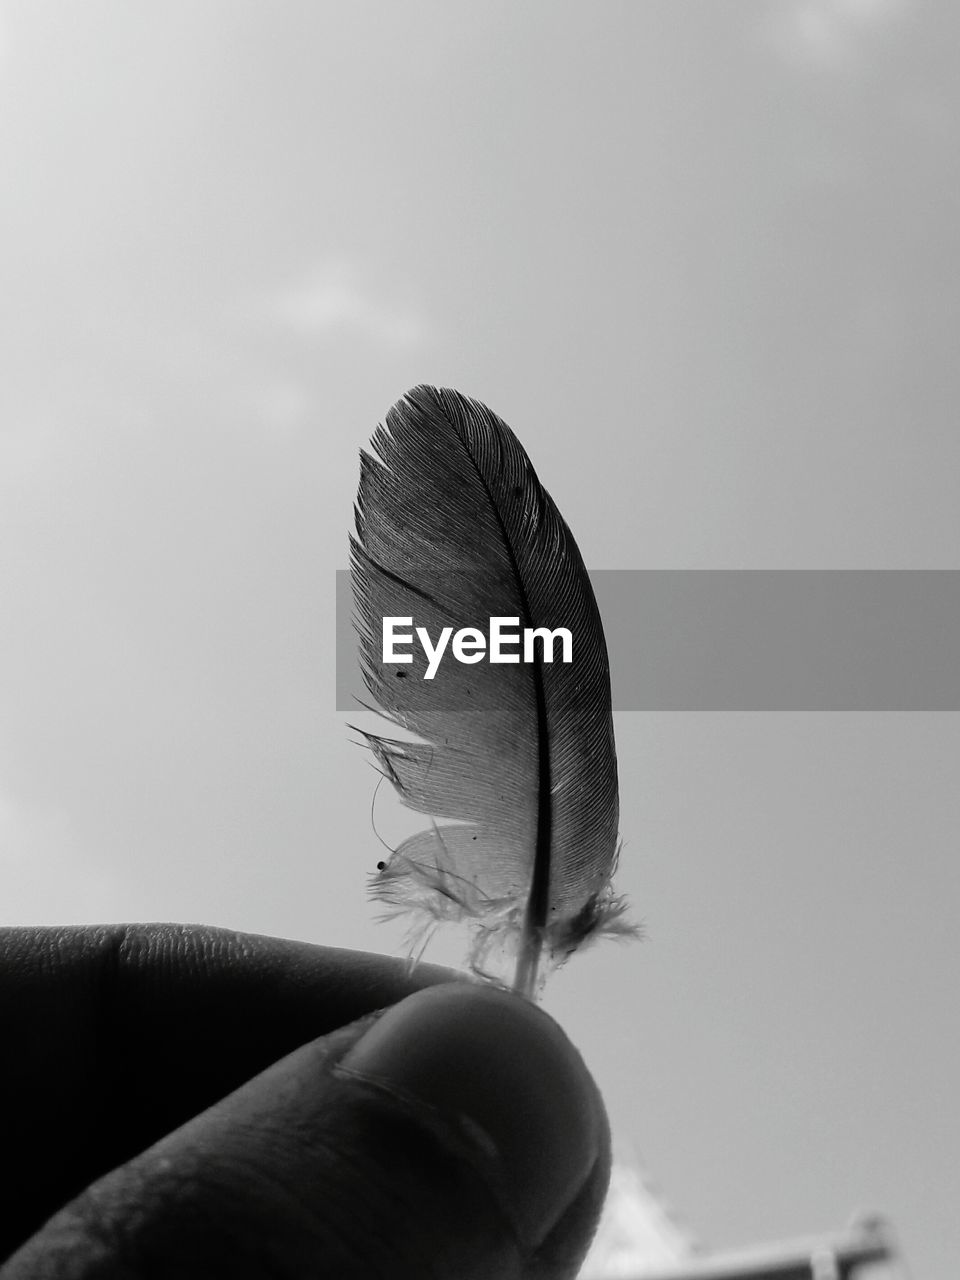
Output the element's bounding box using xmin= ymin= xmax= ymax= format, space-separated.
xmin=271 ymin=262 xmax=426 ymax=348
xmin=250 ymin=380 xmax=312 ymax=439
xmin=766 ymin=0 xmax=908 ymax=71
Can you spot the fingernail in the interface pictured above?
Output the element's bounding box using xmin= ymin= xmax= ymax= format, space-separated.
xmin=337 ymin=982 xmax=605 ymax=1248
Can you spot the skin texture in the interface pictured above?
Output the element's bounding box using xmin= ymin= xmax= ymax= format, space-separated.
xmin=0 ymin=924 xmax=611 ymax=1279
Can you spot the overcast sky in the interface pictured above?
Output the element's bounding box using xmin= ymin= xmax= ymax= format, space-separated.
xmin=1 ymin=4 xmax=958 ymax=1278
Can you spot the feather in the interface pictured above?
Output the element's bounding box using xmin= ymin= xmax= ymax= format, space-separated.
xmin=350 ymin=386 xmax=635 ymax=998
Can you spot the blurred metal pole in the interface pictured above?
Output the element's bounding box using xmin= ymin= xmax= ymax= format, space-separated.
xmin=617 ymin=1215 xmax=895 ymax=1280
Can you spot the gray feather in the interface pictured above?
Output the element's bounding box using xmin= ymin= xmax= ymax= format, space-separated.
xmin=350 ymin=385 xmax=634 ymax=996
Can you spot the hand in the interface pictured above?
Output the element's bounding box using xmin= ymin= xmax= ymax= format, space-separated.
xmin=0 ymin=924 xmax=610 ymax=1279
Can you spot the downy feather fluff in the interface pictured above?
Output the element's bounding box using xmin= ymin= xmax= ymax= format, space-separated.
xmin=350 ymin=386 xmax=634 ymax=997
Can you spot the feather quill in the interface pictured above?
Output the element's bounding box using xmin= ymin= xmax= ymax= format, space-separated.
xmin=350 ymin=386 xmax=634 ymax=998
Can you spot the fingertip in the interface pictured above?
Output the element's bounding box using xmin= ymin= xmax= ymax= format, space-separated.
xmin=337 ymin=982 xmax=609 ymax=1254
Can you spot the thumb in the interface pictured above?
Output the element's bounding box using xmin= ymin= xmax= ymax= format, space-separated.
xmin=3 ymin=983 xmax=610 ymax=1280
